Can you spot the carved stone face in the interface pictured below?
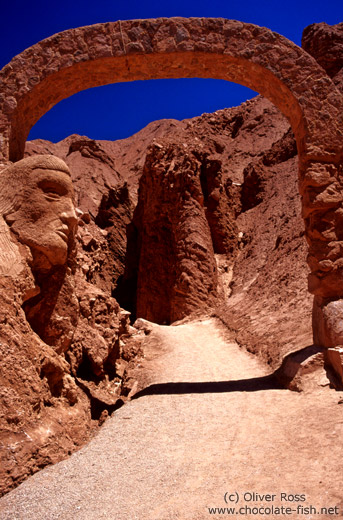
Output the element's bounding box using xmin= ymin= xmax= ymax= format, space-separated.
xmin=8 ymin=167 xmax=78 ymax=265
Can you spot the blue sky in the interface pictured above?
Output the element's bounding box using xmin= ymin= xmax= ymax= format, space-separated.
xmin=1 ymin=0 xmax=342 ymax=143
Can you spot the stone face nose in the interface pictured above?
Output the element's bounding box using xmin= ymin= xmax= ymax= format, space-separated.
xmin=60 ymin=203 xmax=78 ymax=230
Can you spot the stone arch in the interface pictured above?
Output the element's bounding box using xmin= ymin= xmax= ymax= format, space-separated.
xmin=0 ymin=17 xmax=342 ymax=164
xmin=1 ymin=17 xmax=343 ymax=353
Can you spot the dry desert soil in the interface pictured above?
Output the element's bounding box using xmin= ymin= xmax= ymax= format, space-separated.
xmin=0 ymin=318 xmax=342 ymax=520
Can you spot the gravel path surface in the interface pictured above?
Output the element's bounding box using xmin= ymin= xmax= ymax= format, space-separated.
xmin=0 ymin=318 xmax=342 ymax=519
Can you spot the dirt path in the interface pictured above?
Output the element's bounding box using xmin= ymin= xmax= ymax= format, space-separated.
xmin=0 ymin=318 xmax=342 ymax=520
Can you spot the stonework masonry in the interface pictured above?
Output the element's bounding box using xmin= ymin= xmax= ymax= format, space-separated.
xmin=0 ymin=18 xmax=343 ymax=164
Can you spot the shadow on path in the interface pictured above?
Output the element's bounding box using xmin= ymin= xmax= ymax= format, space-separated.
xmin=132 ymin=375 xmax=284 ymax=399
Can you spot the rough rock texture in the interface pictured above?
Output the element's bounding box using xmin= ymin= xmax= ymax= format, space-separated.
xmin=0 ymin=93 xmax=330 ymax=498
xmin=113 ymin=97 xmax=289 ymax=323
xmin=3 ymin=18 xmax=343 ymax=349
xmin=0 ymin=155 xmax=144 ymax=497
xmin=2 ymin=19 xmax=343 ymax=497
xmin=22 ymin=95 xmax=306 ymax=359
xmin=2 ymin=17 xmax=341 ymax=346
xmin=133 ymin=140 xmax=219 ymax=324
xmin=302 ymin=22 xmax=343 ymax=79
xmin=0 ymin=261 xmax=144 ymax=496
xmin=0 ymin=273 xmax=90 ymax=493
xmin=215 ymin=133 xmax=311 ymax=368
xmin=26 ymin=97 xmax=288 ymax=324
xmin=25 ymin=93 xmax=305 ymax=367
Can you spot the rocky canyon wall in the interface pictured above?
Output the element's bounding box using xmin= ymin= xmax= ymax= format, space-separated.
xmin=0 ymin=95 xmax=297 ymax=496
xmin=1 ymin=20 xmax=343 ymax=497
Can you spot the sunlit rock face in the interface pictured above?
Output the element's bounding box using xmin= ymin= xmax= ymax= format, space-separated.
xmin=0 ymin=155 xmax=76 ymax=277
xmin=3 ymin=156 xmax=78 ymax=266
xmin=302 ymin=22 xmax=343 ymax=79
xmin=0 ymin=155 xmax=141 ymax=496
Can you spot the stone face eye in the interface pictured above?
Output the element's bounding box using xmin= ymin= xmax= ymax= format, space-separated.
xmin=38 ymin=179 xmax=68 ymax=199
xmin=45 ymin=189 xmax=60 ymax=198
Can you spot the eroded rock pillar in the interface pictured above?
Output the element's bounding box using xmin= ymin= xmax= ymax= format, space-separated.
xmin=300 ymin=159 xmax=343 ymax=385
xmin=135 ymin=141 xmax=219 ymax=324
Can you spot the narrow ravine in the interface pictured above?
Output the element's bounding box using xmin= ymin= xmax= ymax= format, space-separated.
xmin=1 ymin=319 xmax=342 ymax=520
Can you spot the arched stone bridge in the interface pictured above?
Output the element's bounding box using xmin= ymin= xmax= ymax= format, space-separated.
xmin=1 ymin=18 xmax=343 ymax=164
xmin=1 ymin=17 xmax=343 ymax=358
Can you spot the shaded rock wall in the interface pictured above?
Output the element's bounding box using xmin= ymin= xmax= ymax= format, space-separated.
xmin=134 ymin=140 xmax=219 ymax=324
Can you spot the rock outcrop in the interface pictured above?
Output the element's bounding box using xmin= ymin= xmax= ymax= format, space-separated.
xmin=0 ymin=155 xmax=144 ymax=496
xmin=133 ymin=139 xmax=219 ymax=324
xmin=215 ymin=129 xmax=311 ymax=368
xmin=302 ymin=22 xmax=343 ymax=79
